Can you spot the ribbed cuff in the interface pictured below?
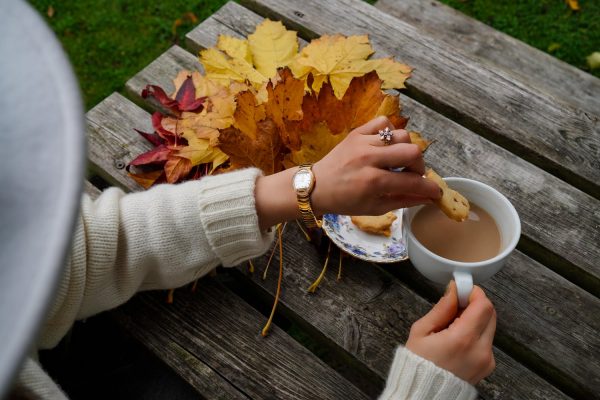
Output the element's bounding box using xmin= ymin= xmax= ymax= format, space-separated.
xmin=379 ymin=347 xmax=477 ymax=400
xmin=197 ymin=168 xmax=275 ymax=267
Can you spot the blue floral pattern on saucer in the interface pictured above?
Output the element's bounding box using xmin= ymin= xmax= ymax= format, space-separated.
xmin=322 ymin=209 xmax=407 ymax=263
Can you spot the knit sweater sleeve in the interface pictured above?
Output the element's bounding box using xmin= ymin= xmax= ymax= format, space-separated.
xmin=38 ymin=168 xmax=274 ymax=349
xmin=379 ymin=346 xmax=478 ymax=400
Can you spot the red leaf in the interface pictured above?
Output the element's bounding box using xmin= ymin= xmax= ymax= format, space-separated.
xmin=129 ymin=144 xmax=170 ymax=166
xmin=175 ymin=75 xmax=206 ymax=112
xmin=142 ymin=85 xmax=179 ymax=112
xmin=134 ymin=129 xmax=164 ymax=147
xmin=151 ymin=112 xmax=177 ymax=144
xmin=142 ymin=80 xmax=205 ymax=114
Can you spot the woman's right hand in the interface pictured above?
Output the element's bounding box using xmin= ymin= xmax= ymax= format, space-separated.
xmin=310 ymin=116 xmax=441 ymax=216
xmin=406 ymin=281 xmax=497 ymax=385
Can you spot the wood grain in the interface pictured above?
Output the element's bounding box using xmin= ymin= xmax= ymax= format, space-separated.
xmin=86 ymin=95 xmax=369 ymax=400
xmin=239 ymin=0 xmax=600 ymax=200
xmin=242 ymin=225 xmax=573 ymax=399
xmin=184 ymin=1 xmax=600 ymax=299
xmin=113 ymin=304 xmax=249 ymax=400
xmin=374 ymin=0 xmax=600 ymax=116
xmin=124 ymin=16 xmax=588 ymax=398
xmin=86 ymin=93 xmax=152 ymax=191
xmin=89 ymin=58 xmax=571 ymax=399
xmin=113 ymin=280 xmax=370 ymax=400
xmin=84 ymin=180 xmax=101 ymax=200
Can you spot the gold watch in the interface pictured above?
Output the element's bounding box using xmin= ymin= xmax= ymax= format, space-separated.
xmin=292 ymin=164 xmax=321 ymax=229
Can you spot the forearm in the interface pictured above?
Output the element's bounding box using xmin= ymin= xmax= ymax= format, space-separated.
xmin=40 ymin=168 xmax=274 ymax=349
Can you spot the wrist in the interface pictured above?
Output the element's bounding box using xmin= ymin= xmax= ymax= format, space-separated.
xmin=255 ymin=167 xmax=301 ymax=231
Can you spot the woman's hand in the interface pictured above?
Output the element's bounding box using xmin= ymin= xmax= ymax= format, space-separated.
xmin=255 ymin=116 xmax=441 ymax=230
xmin=311 ymin=116 xmax=440 ymax=216
xmin=406 ymin=281 xmax=497 ymax=385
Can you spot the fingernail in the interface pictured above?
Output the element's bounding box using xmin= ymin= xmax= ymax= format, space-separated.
xmin=439 ymin=188 xmax=444 ymax=197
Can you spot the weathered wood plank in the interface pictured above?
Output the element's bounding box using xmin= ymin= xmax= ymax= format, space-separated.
xmin=86 ymin=93 xmax=369 ymax=400
xmin=239 ymin=0 xmax=600 ymax=200
xmin=112 ymin=303 xmax=249 ymax=400
xmin=83 ymin=180 xmax=101 ymax=200
xmin=113 ymin=280 xmax=370 ymax=400
xmin=123 ymin=31 xmax=580 ymax=400
xmin=187 ymin=9 xmax=600 ymax=397
xmin=374 ymin=0 xmax=600 ymax=116
xmin=86 ymin=94 xmax=152 ymax=191
xmin=184 ymin=1 xmax=600 ymax=302
xmin=242 ymin=225 xmax=573 ymax=400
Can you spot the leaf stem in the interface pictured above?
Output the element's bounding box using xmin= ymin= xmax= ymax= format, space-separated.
xmin=262 ymin=222 xmax=286 ymax=280
xmin=261 ymin=224 xmax=284 ymax=337
xmin=307 ymin=241 xmax=332 ymax=293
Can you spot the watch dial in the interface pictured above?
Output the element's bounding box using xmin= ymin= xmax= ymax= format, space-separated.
xmin=294 ymin=170 xmax=312 ymax=190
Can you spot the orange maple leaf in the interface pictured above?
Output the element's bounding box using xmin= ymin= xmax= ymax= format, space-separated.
xmin=265 ymin=68 xmax=305 ymax=150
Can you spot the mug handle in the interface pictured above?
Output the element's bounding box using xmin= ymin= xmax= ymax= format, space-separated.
xmin=453 ymin=271 xmax=473 ymax=308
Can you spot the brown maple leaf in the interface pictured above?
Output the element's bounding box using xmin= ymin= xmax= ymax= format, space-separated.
xmin=265 ymin=68 xmax=305 ymax=150
xmin=218 ymin=119 xmax=283 ymax=175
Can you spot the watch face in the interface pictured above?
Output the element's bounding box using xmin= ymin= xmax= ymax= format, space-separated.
xmin=293 ymin=169 xmax=312 ymax=191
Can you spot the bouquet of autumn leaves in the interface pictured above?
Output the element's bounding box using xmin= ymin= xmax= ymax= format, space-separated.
xmin=128 ymin=20 xmax=412 ymax=188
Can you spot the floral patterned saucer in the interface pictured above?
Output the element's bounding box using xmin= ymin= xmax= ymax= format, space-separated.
xmin=322 ymin=209 xmax=408 ymax=263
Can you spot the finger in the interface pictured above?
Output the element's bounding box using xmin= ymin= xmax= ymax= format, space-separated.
xmin=411 ymin=281 xmax=458 ymax=336
xmin=480 ymin=308 xmax=497 ymax=346
xmin=372 ymin=143 xmax=423 ymax=170
xmin=403 ymin=152 xmax=426 ymax=176
xmin=385 ymin=194 xmax=433 ymax=208
xmin=353 ymin=116 xmax=395 ymax=136
xmin=373 ymin=170 xmax=442 ymax=200
xmin=453 ymin=286 xmax=495 ymax=335
xmin=367 ymin=129 xmax=410 ymax=146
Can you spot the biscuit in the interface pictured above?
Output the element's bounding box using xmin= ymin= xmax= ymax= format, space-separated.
xmin=425 ymin=169 xmax=470 ymax=222
xmin=351 ymin=212 xmax=398 ymax=237
xmin=409 ymin=131 xmax=433 ymax=153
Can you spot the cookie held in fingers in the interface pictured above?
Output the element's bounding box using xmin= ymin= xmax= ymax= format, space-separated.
xmin=409 ymin=131 xmax=433 ymax=153
xmin=425 ymin=169 xmax=470 ymax=222
xmin=351 ymin=212 xmax=398 ymax=237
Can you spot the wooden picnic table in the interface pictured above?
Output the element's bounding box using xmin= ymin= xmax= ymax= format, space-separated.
xmin=81 ymin=1 xmax=600 ymax=399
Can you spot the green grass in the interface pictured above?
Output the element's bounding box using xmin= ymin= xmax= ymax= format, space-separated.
xmin=438 ymin=0 xmax=600 ymax=78
xmin=28 ymin=0 xmax=228 ymax=109
xmin=29 ymin=0 xmax=599 ymax=110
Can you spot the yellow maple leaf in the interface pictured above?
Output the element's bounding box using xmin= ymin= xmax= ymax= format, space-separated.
xmin=177 ymin=82 xmax=237 ymax=146
xmin=200 ymin=47 xmax=268 ymax=88
xmin=248 ymin=20 xmax=298 ymax=78
xmin=365 ymin=58 xmax=412 ymax=90
xmin=199 ymin=19 xmax=298 ymax=93
xmin=284 ymin=123 xmax=348 ymax=168
xmin=290 ymin=34 xmax=411 ymax=99
xmin=217 ymin=35 xmax=252 ymax=64
xmin=176 ymin=133 xmax=229 ymax=172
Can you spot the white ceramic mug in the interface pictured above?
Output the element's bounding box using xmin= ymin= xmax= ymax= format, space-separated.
xmin=404 ymin=178 xmax=521 ymax=307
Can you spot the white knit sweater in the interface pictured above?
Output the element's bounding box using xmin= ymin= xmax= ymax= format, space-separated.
xmin=12 ymin=168 xmax=476 ymax=400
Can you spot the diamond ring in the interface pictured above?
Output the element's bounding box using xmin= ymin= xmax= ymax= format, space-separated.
xmin=378 ymin=127 xmax=393 ymax=145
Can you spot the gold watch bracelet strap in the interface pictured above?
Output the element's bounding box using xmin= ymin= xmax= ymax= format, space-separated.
xmin=297 ymin=192 xmax=321 ymax=229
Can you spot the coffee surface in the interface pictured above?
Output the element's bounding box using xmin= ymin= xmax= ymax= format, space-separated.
xmin=411 ymin=203 xmax=500 ymax=262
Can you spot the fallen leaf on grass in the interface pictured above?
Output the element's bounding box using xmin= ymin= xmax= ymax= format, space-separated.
xmin=587 ymin=52 xmax=600 ymax=69
xmin=565 ymin=0 xmax=580 ymax=11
